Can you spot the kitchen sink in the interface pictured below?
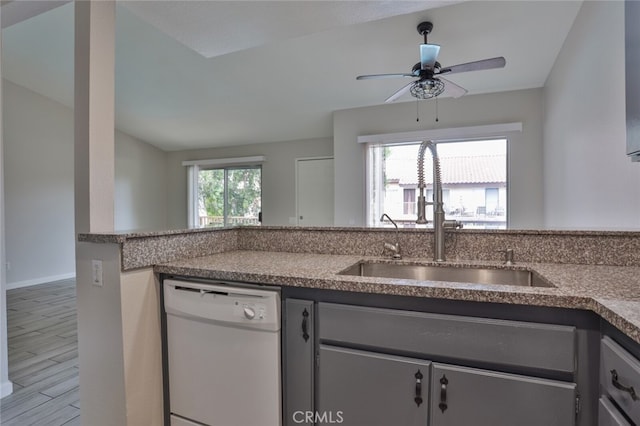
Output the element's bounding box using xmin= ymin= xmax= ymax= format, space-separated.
xmin=338 ymin=261 xmax=554 ymax=287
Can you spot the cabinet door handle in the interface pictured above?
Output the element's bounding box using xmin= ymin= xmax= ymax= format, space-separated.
xmin=414 ymin=370 xmax=423 ymax=407
xmin=439 ymin=374 xmax=448 ymax=413
xmin=611 ymin=369 xmax=639 ymax=401
xmin=302 ymin=308 xmax=310 ymax=342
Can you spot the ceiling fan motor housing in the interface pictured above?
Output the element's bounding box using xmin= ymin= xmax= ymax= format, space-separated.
xmin=413 ymin=61 xmax=441 ymax=76
xmin=417 ymin=21 xmax=433 ymax=36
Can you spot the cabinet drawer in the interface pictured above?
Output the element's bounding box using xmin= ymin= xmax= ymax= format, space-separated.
xmin=319 ymin=303 xmax=576 ymax=373
xmin=430 ymin=363 xmax=576 ymax=426
xmin=599 ymin=397 xmax=632 ymax=426
xmin=601 ymin=336 xmax=640 ymax=423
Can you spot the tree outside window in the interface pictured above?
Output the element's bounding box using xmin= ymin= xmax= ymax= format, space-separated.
xmin=198 ymin=166 xmax=261 ymax=227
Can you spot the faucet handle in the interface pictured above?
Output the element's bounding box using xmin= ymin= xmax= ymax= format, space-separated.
xmin=496 ymin=249 xmax=515 ymax=265
xmin=383 ymin=242 xmax=402 ymax=260
xmin=416 ymin=198 xmax=428 ymax=224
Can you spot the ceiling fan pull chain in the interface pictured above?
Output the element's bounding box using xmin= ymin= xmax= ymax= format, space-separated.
xmin=435 ymin=96 xmax=439 ymax=123
xmin=416 ymin=99 xmax=420 ymax=122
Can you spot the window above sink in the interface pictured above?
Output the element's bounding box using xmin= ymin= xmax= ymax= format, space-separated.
xmin=366 ymin=139 xmax=508 ymax=230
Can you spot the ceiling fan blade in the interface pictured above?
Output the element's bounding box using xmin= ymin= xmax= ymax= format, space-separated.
xmin=356 ymin=73 xmax=416 ymax=80
xmin=439 ymin=56 xmax=506 ymax=75
xmin=385 ymin=81 xmax=414 ymax=103
xmin=420 ymin=44 xmax=440 ymax=70
xmin=439 ymin=77 xmax=468 ymax=98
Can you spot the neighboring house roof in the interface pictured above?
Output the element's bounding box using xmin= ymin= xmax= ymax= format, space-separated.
xmin=385 ymin=154 xmax=506 ymax=185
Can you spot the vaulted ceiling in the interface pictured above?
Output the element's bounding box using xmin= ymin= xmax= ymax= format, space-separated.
xmin=1 ymin=1 xmax=582 ymax=151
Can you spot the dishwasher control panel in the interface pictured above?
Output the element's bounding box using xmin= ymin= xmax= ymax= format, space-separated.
xmin=235 ymin=301 xmax=267 ymax=320
xmin=164 ymin=279 xmax=280 ymax=331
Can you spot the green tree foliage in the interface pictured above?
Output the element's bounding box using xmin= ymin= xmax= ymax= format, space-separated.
xmin=227 ymin=168 xmax=261 ymax=217
xmin=198 ymin=168 xmax=261 ymax=223
xmin=198 ymin=169 xmax=224 ymax=217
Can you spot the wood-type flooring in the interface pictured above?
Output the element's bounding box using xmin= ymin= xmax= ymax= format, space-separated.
xmin=1 ymin=279 xmax=79 ymax=425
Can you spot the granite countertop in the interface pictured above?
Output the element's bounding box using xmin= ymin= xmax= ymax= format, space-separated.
xmin=79 ymin=226 xmax=640 ymax=244
xmin=155 ymin=250 xmax=640 ymax=344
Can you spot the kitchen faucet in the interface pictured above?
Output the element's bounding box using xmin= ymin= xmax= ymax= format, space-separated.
xmin=380 ymin=213 xmax=402 ymax=259
xmin=416 ymin=141 xmax=463 ymax=262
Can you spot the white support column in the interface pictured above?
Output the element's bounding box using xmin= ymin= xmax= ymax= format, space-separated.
xmin=74 ymin=0 xmax=115 ymax=234
xmin=0 ymin=4 xmax=15 ymax=399
xmin=74 ymin=1 xmax=124 ymax=425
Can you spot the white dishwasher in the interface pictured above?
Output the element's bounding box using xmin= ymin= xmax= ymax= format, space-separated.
xmin=164 ymin=279 xmax=282 ymax=426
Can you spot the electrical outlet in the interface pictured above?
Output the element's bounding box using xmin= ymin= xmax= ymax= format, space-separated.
xmin=91 ymin=260 xmax=103 ymax=287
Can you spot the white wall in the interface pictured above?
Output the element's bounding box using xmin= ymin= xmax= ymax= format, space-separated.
xmin=166 ymin=137 xmax=333 ymax=228
xmin=333 ymin=88 xmax=545 ymax=228
xmin=3 ymin=79 xmax=75 ymax=287
xmin=115 ymin=131 xmax=167 ymax=232
xmin=543 ymin=1 xmax=640 ymax=230
xmin=2 ymin=80 xmax=168 ymax=287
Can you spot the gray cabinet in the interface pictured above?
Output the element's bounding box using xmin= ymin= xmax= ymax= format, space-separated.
xmin=317 ymin=345 xmax=430 ymax=426
xmin=283 ymin=299 xmax=315 ymax=426
xmin=600 ymin=336 xmax=640 ymax=424
xmin=430 ymin=363 xmax=576 ymax=426
xmin=314 ymin=302 xmax=579 ymax=426
xmin=626 ymin=0 xmax=640 ymax=160
xmin=284 ymin=299 xmax=584 ymax=426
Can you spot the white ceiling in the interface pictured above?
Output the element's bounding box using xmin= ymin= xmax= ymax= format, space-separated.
xmin=1 ymin=1 xmax=582 ymax=151
xmin=122 ymin=1 xmax=458 ymax=59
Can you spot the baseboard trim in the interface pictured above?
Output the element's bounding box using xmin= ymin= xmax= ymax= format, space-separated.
xmin=7 ymin=273 xmax=76 ymax=290
xmin=0 ymin=379 xmax=14 ymax=398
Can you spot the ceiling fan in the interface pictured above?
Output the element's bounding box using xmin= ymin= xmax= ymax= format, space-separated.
xmin=356 ymin=21 xmax=506 ymax=103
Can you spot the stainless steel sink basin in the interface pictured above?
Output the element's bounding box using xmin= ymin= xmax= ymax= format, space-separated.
xmin=338 ymin=262 xmax=553 ymax=287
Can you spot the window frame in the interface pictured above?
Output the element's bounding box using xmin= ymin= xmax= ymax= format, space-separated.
xmin=365 ymin=137 xmax=510 ymax=229
xmin=184 ymin=156 xmax=264 ymax=228
xmin=361 ymin=123 xmax=520 ymax=229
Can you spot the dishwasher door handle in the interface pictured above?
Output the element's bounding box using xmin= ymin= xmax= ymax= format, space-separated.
xmin=174 ymin=286 xmax=229 ymax=297
xmin=173 ymin=285 xmax=264 ymax=299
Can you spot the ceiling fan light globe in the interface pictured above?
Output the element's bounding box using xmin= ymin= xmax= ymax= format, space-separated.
xmin=410 ymin=79 xmax=445 ymax=99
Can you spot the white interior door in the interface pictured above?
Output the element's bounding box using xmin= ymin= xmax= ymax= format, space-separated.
xmin=296 ymin=158 xmax=334 ymax=226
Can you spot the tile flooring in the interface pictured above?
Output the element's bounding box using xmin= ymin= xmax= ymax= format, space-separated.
xmin=1 ymin=279 xmax=80 ymax=425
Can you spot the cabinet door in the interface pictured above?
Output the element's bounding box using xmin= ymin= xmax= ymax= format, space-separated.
xmin=284 ymin=299 xmax=315 ymax=426
xmin=430 ymin=363 xmax=576 ymax=426
xmin=318 ymin=345 xmax=430 ymax=426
